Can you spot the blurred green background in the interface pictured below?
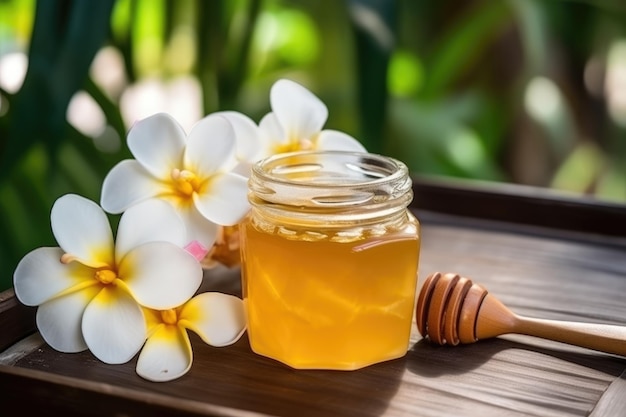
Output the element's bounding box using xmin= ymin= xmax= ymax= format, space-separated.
xmin=1 ymin=0 xmax=626 ymax=291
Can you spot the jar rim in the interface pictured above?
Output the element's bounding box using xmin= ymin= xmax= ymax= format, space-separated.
xmin=248 ymin=150 xmax=413 ymax=218
xmin=251 ymin=150 xmax=409 ymax=189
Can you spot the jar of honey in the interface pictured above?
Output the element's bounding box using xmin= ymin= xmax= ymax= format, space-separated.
xmin=239 ymin=151 xmax=420 ymax=370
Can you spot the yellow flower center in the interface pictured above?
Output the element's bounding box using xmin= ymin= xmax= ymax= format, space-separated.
xmin=95 ymin=269 xmax=117 ymax=285
xmin=160 ymin=309 xmax=178 ymax=325
xmin=171 ymin=168 xmax=201 ymax=197
xmin=273 ymin=138 xmax=315 ymax=154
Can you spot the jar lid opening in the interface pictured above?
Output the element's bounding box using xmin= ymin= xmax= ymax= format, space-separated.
xmin=252 ymin=151 xmax=407 ymax=187
xmin=249 ymin=151 xmax=413 ymax=213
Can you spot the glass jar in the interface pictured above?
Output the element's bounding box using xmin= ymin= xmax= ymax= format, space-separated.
xmin=239 ymin=151 xmax=421 ymax=370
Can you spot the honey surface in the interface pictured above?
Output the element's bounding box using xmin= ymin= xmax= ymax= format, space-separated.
xmin=240 ymin=215 xmax=420 ymax=370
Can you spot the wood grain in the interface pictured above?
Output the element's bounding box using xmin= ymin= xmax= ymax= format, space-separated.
xmin=412 ymin=176 xmax=626 ymax=237
xmin=590 ymin=369 xmax=626 ymax=417
xmin=0 ymin=288 xmax=36 ymax=352
xmin=2 ymin=207 xmax=625 ymax=416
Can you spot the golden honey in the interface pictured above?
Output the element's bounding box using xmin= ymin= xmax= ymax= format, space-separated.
xmin=240 ymin=151 xmax=420 ymax=370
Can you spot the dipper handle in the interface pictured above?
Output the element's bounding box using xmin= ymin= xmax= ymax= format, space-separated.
xmin=475 ymin=290 xmax=626 ymax=356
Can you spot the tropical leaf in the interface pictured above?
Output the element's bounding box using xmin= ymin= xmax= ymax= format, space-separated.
xmin=347 ymin=0 xmax=396 ymax=154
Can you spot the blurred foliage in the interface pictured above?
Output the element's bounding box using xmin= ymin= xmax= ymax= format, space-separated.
xmin=1 ymin=0 xmax=626 ymax=290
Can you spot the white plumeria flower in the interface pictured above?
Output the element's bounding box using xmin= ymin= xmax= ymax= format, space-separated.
xmin=258 ymin=79 xmax=367 ymax=156
xmin=137 ymin=292 xmax=246 ymax=382
xmin=100 ymin=113 xmax=251 ymax=249
xmin=13 ymin=194 xmax=203 ymax=365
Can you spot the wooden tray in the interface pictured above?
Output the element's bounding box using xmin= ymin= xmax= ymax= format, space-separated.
xmin=2 ymin=177 xmax=625 ymax=416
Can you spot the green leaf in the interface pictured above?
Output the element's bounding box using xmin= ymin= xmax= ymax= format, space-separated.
xmin=347 ymin=0 xmax=397 ymax=154
xmin=1 ymin=0 xmax=116 ymax=178
xmin=421 ymin=1 xmax=511 ymax=99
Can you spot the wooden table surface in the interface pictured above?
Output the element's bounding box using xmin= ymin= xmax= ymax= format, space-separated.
xmin=1 ymin=178 xmax=625 ymax=416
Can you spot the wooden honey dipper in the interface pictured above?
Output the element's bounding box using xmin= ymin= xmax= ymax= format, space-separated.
xmin=416 ymin=272 xmax=626 ymax=356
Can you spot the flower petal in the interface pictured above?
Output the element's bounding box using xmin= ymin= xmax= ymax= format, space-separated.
xmin=127 ymin=112 xmax=186 ymax=178
xmin=36 ymin=285 xmax=101 ymax=353
xmin=143 ymin=308 xmax=163 ymax=334
xmin=185 ymin=115 xmax=237 ymax=177
xmin=14 ymin=247 xmax=97 ymax=306
xmin=231 ymin=160 xmax=253 ymax=178
xmin=193 ymin=172 xmax=250 ymax=226
xmin=317 ymin=130 xmax=367 ymax=152
xmin=258 ymin=112 xmax=287 ymax=155
xmin=180 ymin=205 xmax=219 ymax=249
xmin=101 ymin=160 xmax=165 ymax=214
xmin=82 ymin=286 xmax=146 ymax=364
xmin=180 ymin=292 xmax=246 ymax=347
xmin=51 ymin=194 xmax=114 ymax=268
xmin=212 ymin=111 xmax=262 ymax=163
xmin=115 ymin=198 xmax=186 ymax=262
xmin=270 ymin=79 xmax=328 ymax=141
xmin=120 ymin=242 xmax=202 ymax=309
xmin=136 ymin=324 xmax=192 ymax=382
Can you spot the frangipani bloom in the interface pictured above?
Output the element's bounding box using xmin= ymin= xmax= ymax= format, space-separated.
xmin=138 ymin=292 xmax=246 ymax=382
xmin=13 ymin=194 xmax=203 ymax=364
xmin=258 ymin=79 xmax=367 ymax=156
xmin=100 ymin=113 xmax=251 ymax=249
